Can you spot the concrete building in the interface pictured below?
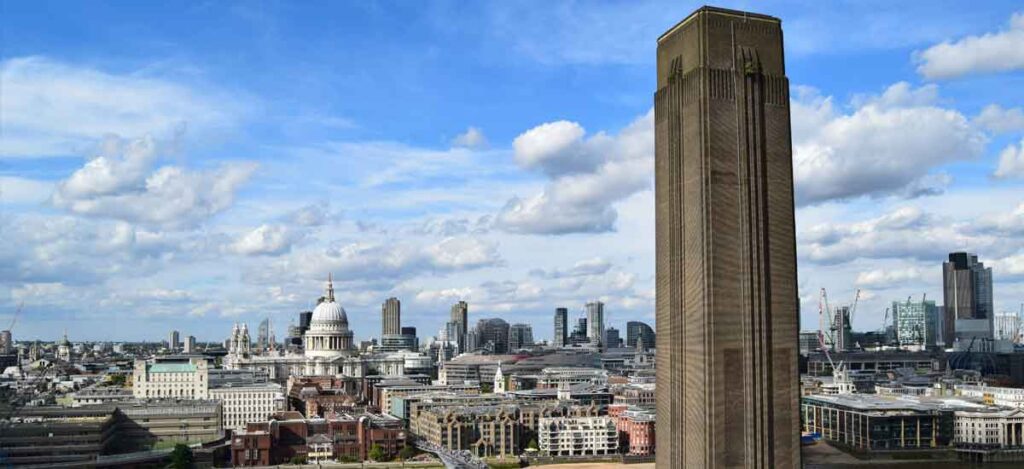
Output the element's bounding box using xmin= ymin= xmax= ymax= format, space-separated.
xmin=132 ymin=356 xmax=210 ymax=399
xmin=944 ymin=252 xmax=995 ymax=342
xmin=382 ymin=297 xmax=401 ymax=336
xmin=893 ymin=298 xmax=939 ymax=349
xmin=554 ymin=307 xmax=568 ymax=348
xmin=538 ymin=416 xmax=618 ymax=457
xmin=508 ymin=323 xmax=534 ymax=351
xmin=585 ymin=301 xmax=605 ymax=349
xmin=118 ymin=399 xmax=224 ymax=449
xmin=209 ymin=382 xmax=285 ymax=431
xmin=655 ymin=6 xmax=800 ymax=467
xmin=0 ymin=406 xmax=120 ymax=466
xmin=956 ymin=384 xmax=1024 ymax=409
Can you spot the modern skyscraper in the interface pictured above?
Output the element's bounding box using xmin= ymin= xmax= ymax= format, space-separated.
xmin=168 ymin=330 xmax=180 ymax=352
xmin=893 ymin=298 xmax=939 ymax=349
xmin=450 ymin=301 xmax=469 ymax=354
xmin=585 ymin=301 xmax=605 ymax=349
xmin=184 ymin=335 xmax=197 ymax=354
xmin=604 ymin=327 xmax=622 ymax=349
xmin=943 ymin=252 xmax=994 ymax=342
xmin=382 ymin=297 xmax=401 ymax=336
xmin=655 ymin=7 xmax=800 ymax=467
xmin=626 ymin=321 xmax=655 ymax=351
xmin=475 ymin=318 xmax=510 ymax=354
xmin=508 ymin=323 xmax=535 ymax=350
xmin=257 ymin=318 xmax=269 ymax=350
xmin=553 ymin=307 xmax=568 ymax=347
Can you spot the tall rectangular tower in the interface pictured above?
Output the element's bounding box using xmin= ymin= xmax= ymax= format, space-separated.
xmin=382 ymin=297 xmax=401 ymax=336
xmin=450 ymin=301 xmax=469 ymax=353
xmin=655 ymin=7 xmax=800 ymax=468
xmin=585 ymin=301 xmax=605 ymax=349
xmin=943 ymin=252 xmax=994 ymax=342
xmin=554 ymin=307 xmax=568 ymax=347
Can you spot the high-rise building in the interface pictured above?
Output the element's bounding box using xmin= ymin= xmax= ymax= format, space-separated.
xmin=553 ymin=307 xmax=568 ymax=348
xmin=995 ymin=312 xmax=1022 ymax=342
xmin=893 ymin=299 xmax=939 ymax=349
xmin=604 ymin=327 xmax=622 ymax=349
xmin=943 ymin=252 xmax=994 ymax=342
xmin=168 ymin=330 xmax=180 ymax=352
xmin=830 ymin=306 xmax=853 ymax=352
xmin=508 ymin=323 xmax=534 ymax=350
xmin=476 ymin=318 xmax=510 ymax=354
xmin=626 ymin=321 xmax=655 ymax=351
xmin=450 ymin=301 xmax=468 ymax=354
xmin=655 ymin=7 xmax=800 ymax=467
xmin=298 ymin=311 xmax=313 ymax=336
xmin=257 ymin=318 xmax=269 ymax=351
xmin=570 ymin=318 xmax=589 ymax=346
xmin=382 ymin=297 xmax=401 ymax=336
xmin=0 ymin=330 xmax=12 ymax=354
xmin=585 ymin=301 xmax=605 ymax=349
xmin=184 ymin=335 xmax=197 ymax=354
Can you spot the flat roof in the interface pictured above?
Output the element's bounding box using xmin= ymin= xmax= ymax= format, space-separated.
xmin=658 ymin=6 xmax=780 ymax=43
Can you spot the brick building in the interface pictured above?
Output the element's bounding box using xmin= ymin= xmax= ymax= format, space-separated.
xmin=230 ymin=411 xmax=404 ymax=466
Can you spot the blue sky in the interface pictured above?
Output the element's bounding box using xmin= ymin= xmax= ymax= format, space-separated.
xmin=2 ymin=0 xmax=1024 ymax=343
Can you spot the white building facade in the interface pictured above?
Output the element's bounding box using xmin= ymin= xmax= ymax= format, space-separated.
xmin=133 ymin=357 xmax=210 ymax=399
xmin=538 ymin=416 xmax=618 ymax=456
xmin=208 ymin=383 xmax=285 ymax=431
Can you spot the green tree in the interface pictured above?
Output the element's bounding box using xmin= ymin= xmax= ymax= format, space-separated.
xmin=368 ymin=444 xmax=384 ymax=462
xmin=399 ymin=445 xmax=417 ymax=460
xmin=168 ymin=443 xmax=193 ymax=469
xmin=107 ymin=374 xmax=127 ymax=386
xmin=526 ymin=437 xmax=538 ymax=450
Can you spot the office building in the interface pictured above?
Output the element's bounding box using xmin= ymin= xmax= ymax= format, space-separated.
xmin=570 ymin=318 xmax=589 ymax=346
xmin=168 ymin=330 xmax=180 ymax=352
xmin=409 ymin=405 xmax=519 ymax=458
xmin=476 ymin=318 xmax=510 ymax=354
xmin=133 ymin=356 xmax=210 ymax=399
xmin=944 ymin=252 xmax=995 ymax=342
xmin=586 ymin=301 xmax=605 ymax=348
xmin=382 ymin=297 xmax=401 ymax=336
xmin=655 ymin=7 xmax=800 ymax=467
xmin=184 ymin=335 xmax=197 ymax=354
xmin=554 ymin=307 xmax=568 ymax=348
xmin=604 ymin=327 xmax=622 ymax=349
xmin=831 ymin=306 xmax=853 ymax=352
xmin=626 ymin=321 xmax=655 ymax=352
xmin=893 ymin=299 xmax=939 ymax=349
xmin=451 ymin=301 xmax=469 ymax=354
xmin=209 ymin=382 xmax=285 ymax=431
xmin=508 ymin=323 xmax=535 ymax=350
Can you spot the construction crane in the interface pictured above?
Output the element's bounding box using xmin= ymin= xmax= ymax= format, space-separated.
xmin=5 ymin=302 xmax=22 ymax=331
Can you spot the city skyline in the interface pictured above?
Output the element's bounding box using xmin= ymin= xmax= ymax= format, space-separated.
xmin=3 ymin=1 xmax=1024 ymax=342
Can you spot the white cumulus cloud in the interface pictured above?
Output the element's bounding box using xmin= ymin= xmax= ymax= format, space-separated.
xmin=792 ymin=83 xmax=986 ymax=205
xmin=916 ymin=12 xmax=1024 ymax=79
xmin=994 ymin=139 xmax=1024 ymax=179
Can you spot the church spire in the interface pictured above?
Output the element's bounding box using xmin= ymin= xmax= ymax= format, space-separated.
xmin=325 ymin=273 xmax=335 ymax=302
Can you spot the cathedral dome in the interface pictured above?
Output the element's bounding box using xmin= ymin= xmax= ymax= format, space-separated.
xmin=312 ymin=300 xmax=348 ymax=327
